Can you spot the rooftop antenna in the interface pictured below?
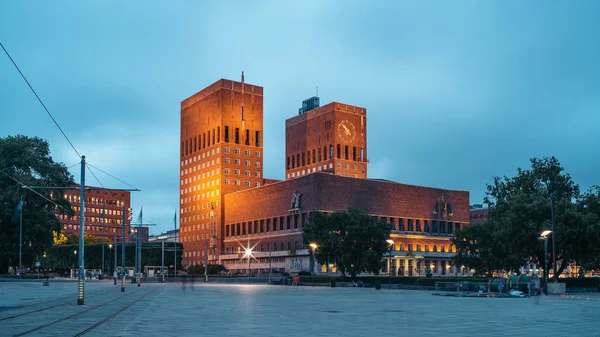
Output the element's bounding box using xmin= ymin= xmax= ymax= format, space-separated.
xmin=316 ymin=85 xmax=319 ymax=97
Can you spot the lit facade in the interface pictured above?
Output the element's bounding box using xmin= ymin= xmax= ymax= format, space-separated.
xmin=58 ymin=185 xmax=131 ymax=241
xmin=180 ymin=76 xmax=471 ymax=276
xmin=180 ymin=74 xmax=263 ymax=266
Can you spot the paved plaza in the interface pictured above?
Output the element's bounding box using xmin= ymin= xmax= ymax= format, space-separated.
xmin=0 ymin=280 xmax=599 ymax=336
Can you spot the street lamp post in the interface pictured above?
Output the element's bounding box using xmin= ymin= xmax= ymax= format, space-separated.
xmin=309 ymin=243 xmax=318 ymax=287
xmin=539 ymin=230 xmax=552 ymax=295
xmin=244 ymin=242 xmax=253 ymax=285
xmin=73 ymin=250 xmax=77 ymax=279
xmin=386 ymin=239 xmax=394 ymax=290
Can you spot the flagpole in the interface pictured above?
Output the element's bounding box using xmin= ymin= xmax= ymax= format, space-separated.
xmin=174 ymin=211 xmax=177 ymax=278
xmin=101 ymin=205 xmax=105 ymax=277
xmin=19 ymin=198 xmax=22 ymax=279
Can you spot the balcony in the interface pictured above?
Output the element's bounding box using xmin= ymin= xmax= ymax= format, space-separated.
xmin=389 ymin=251 xmax=455 ymax=258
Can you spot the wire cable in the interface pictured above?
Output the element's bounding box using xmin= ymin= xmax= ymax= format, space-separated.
xmin=0 ymin=169 xmax=71 ymax=213
xmin=86 ymin=162 xmax=140 ymax=191
xmin=0 ymin=42 xmax=81 ymax=158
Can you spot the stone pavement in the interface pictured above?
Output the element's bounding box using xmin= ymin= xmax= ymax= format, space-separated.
xmin=0 ymin=280 xmax=599 ymax=336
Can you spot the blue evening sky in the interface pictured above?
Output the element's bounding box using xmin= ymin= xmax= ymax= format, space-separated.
xmin=1 ymin=1 xmax=599 ymax=234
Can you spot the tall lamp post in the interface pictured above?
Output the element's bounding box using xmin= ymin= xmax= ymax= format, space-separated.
xmin=386 ymin=239 xmax=394 ymax=290
xmin=539 ymin=230 xmax=552 ymax=295
xmin=244 ymin=246 xmax=253 ymax=285
xmin=309 ymin=243 xmax=318 ymax=287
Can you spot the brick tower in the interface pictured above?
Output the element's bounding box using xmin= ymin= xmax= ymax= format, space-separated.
xmin=180 ymin=73 xmax=264 ymax=266
xmin=285 ymin=100 xmax=367 ymax=180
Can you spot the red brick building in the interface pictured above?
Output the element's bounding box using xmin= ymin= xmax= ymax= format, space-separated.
xmin=286 ymin=100 xmax=367 ymax=180
xmin=180 ymin=74 xmax=264 ymax=265
xmin=469 ymin=204 xmax=489 ymax=224
xmin=58 ymin=185 xmax=132 ymax=242
xmin=221 ymin=173 xmax=469 ymax=276
xmin=180 ymin=76 xmax=471 ymax=276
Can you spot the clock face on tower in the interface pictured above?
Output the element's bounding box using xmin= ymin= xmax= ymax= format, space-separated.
xmin=337 ymin=120 xmax=356 ymax=143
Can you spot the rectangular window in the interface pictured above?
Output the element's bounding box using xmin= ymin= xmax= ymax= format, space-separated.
xmin=353 ymin=147 xmax=356 ymax=161
xmin=360 ymin=148 xmax=364 ymax=161
xmin=242 ymin=222 xmax=246 ymax=235
xmin=344 ymin=145 xmax=348 ymax=160
xmin=212 ymin=128 xmax=216 ymax=145
xmin=287 ymin=157 xmax=291 ymax=170
xmin=203 ymin=133 xmax=206 ymax=148
xmin=207 ymin=130 xmax=211 ymax=147
xmin=255 ymin=131 xmax=260 ymax=147
xmin=408 ymin=219 xmax=413 ymax=231
xmin=302 ymin=152 xmax=305 ymax=166
xmin=294 ymin=214 xmax=299 ymax=228
xmin=416 ymin=219 xmax=421 ymax=232
xmin=337 ymin=144 xmax=341 ymax=159
xmin=291 ymin=156 xmax=295 ymax=169
xmin=260 ymin=219 xmax=264 ymax=233
xmin=235 ymin=128 xmax=239 ymax=144
xmin=448 ymin=222 xmax=453 ymax=234
xmin=286 ymin=215 xmax=291 ymax=229
xmin=225 ymin=126 xmax=229 ymax=142
xmin=312 ymin=149 xmax=316 ymax=163
xmin=279 ymin=216 xmax=284 ymax=230
xmin=217 ymin=126 xmax=220 ymax=143
xmin=226 ymin=225 xmax=230 ymax=237
xmin=245 ymin=129 xmax=250 ymax=145
xmin=306 ymin=151 xmax=310 ymax=165
xmin=424 ymin=220 xmax=429 ymax=232
xmin=330 ymin=145 xmax=333 ymax=159
xmin=272 ymin=217 xmax=277 ymax=231
xmin=266 ymin=219 xmax=270 ymax=232
xmin=318 ymin=148 xmax=322 ymax=162
xmin=399 ymin=218 xmax=405 ymax=231
xmin=254 ymin=220 xmax=258 ymax=233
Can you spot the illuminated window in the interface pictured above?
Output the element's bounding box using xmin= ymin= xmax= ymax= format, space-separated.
xmin=224 ymin=168 xmax=230 ymax=174
xmin=255 ymin=162 xmax=260 ymax=167
xmin=255 ymin=151 xmax=260 ymax=157
xmin=255 ymin=182 xmax=260 ymax=187
xmin=224 ymin=179 xmax=230 ymax=185
xmin=245 ymin=150 xmax=250 ymax=156
xmin=234 ymin=180 xmax=240 ymax=186
xmin=245 ymin=160 xmax=250 ymax=166
xmin=245 ymin=181 xmax=250 ymax=187
xmin=254 ymin=172 xmax=260 ymax=177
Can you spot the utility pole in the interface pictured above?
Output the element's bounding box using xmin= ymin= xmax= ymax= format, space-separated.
xmin=18 ymin=197 xmax=23 ymax=279
xmin=114 ymin=231 xmax=117 ymax=285
xmin=204 ymin=241 xmax=209 ymax=282
xmin=174 ymin=211 xmax=177 ymax=277
xmin=121 ymin=205 xmax=126 ymax=292
xmin=100 ymin=205 xmax=105 ymax=277
xmin=161 ymin=240 xmax=165 ymax=283
xmin=551 ymin=194 xmax=557 ymax=282
xmin=77 ymin=156 xmax=86 ymax=305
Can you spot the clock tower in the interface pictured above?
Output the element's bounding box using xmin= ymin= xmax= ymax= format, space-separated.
xmin=285 ymin=99 xmax=367 ymax=180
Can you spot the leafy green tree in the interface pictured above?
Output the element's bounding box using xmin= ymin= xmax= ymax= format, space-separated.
xmin=303 ymin=208 xmax=391 ymax=277
xmin=454 ymin=156 xmax=600 ymax=277
xmin=0 ymin=135 xmax=74 ymax=273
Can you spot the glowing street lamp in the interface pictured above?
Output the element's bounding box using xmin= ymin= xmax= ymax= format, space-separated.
xmin=244 ymin=246 xmax=253 ymax=285
xmin=538 ymin=230 xmax=552 ymax=295
xmin=386 ymin=239 xmax=394 ymax=290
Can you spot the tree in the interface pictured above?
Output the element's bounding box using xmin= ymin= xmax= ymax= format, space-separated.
xmin=455 ymin=156 xmax=600 ymax=277
xmin=303 ymin=208 xmax=391 ymax=277
xmin=0 ymin=135 xmax=74 ymax=273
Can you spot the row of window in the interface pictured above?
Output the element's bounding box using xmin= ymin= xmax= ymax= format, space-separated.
xmin=225 ymin=213 xmax=307 ymax=237
xmin=287 ymin=145 xmax=365 ymax=170
xmin=63 ymin=224 xmax=123 ymax=232
xmin=224 ymin=148 xmax=261 ymax=157
xmin=223 ymin=158 xmax=261 ymax=167
xmin=181 ymin=148 xmax=220 ymax=167
xmin=181 ymin=178 xmax=220 ymax=192
xmin=223 ymin=168 xmax=261 ymax=177
xmin=288 ymin=164 xmax=333 ymax=179
xmin=64 ymin=195 xmax=126 ymax=207
xmin=381 ymin=217 xmax=464 ymax=234
xmin=181 ymin=127 xmax=262 ymax=157
xmin=60 ymin=215 xmax=123 ymax=224
xmin=223 ymin=179 xmax=260 ymax=187
xmin=223 ymin=241 xmax=302 ymax=254
xmin=70 ymin=206 xmax=122 ymax=216
xmin=180 ymin=200 xmax=219 ymax=214
xmin=392 ymin=243 xmax=456 ymax=253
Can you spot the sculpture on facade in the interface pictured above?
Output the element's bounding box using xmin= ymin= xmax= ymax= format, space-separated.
xmin=291 ymin=191 xmax=302 ymax=209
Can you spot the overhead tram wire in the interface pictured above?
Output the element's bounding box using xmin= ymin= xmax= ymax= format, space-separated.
xmin=0 ymin=42 xmax=81 ymax=159
xmin=0 ymin=169 xmax=71 ymax=214
xmin=86 ymin=162 xmax=140 ymax=191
